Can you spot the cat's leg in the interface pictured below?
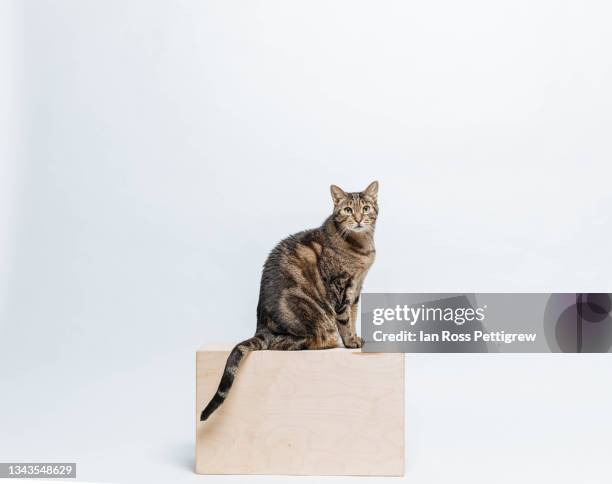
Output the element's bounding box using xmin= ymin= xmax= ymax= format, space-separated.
xmin=349 ymin=301 xmax=364 ymax=348
xmin=266 ymin=332 xmax=310 ymax=350
xmin=336 ymin=299 xmax=363 ymax=348
xmin=271 ymin=289 xmax=341 ymax=350
xmin=266 ymin=329 xmax=339 ymax=351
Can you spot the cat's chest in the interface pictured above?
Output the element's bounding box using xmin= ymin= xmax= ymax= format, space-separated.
xmin=326 ymin=251 xmax=374 ymax=292
xmin=328 ymin=243 xmax=373 ymax=269
xmin=348 ymin=249 xmax=375 ymax=276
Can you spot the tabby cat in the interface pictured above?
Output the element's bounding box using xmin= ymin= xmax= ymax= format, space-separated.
xmin=200 ymin=181 xmax=379 ymax=421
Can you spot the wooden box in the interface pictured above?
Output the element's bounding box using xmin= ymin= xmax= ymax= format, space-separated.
xmin=195 ymin=345 xmax=404 ymax=476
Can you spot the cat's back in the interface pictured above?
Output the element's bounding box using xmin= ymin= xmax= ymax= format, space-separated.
xmin=263 ymin=227 xmax=325 ymax=275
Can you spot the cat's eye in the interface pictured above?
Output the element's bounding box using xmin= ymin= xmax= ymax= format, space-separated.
xmin=344 ymin=207 xmax=353 ymax=214
xmin=363 ymin=205 xmax=371 ymax=213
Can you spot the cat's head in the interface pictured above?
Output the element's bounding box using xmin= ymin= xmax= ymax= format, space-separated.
xmin=330 ymin=181 xmax=379 ymax=234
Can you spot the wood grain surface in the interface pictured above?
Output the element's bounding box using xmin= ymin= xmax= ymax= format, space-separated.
xmin=196 ymin=346 xmax=404 ymax=476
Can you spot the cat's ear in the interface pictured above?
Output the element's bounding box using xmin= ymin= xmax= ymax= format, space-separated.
xmin=330 ymin=185 xmax=347 ymax=205
xmin=363 ymin=180 xmax=379 ymax=200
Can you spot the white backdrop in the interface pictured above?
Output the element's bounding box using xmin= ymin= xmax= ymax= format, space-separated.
xmin=1 ymin=1 xmax=611 ymax=483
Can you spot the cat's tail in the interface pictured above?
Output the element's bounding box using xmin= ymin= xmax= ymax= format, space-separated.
xmin=200 ymin=334 xmax=268 ymax=421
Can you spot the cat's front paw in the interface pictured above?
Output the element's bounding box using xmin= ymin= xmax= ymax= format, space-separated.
xmin=343 ymin=335 xmax=364 ymax=349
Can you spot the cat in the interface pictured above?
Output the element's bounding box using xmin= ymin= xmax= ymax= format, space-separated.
xmin=200 ymin=181 xmax=378 ymax=421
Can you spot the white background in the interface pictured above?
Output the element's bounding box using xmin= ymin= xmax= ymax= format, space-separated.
xmin=1 ymin=1 xmax=611 ymax=483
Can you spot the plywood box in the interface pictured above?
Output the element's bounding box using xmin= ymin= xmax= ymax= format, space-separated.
xmin=195 ymin=345 xmax=404 ymax=476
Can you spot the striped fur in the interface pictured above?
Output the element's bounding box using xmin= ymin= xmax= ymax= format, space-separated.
xmin=200 ymin=181 xmax=378 ymax=421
